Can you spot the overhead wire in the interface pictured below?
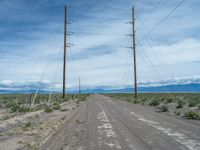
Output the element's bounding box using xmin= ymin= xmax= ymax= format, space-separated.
xmin=18 ymin=4 xmax=64 ymax=93
xmin=136 ymin=13 xmax=178 ymax=95
xmin=144 ymin=0 xmax=186 ymax=37
xmin=68 ymin=46 xmax=80 ymax=93
xmin=48 ymin=46 xmax=63 ymax=94
xmin=136 ymin=9 xmax=173 ymax=76
xmin=136 ymin=0 xmax=149 ymax=19
xmin=70 ymin=43 xmax=129 ymax=48
xmin=33 ymin=42 xmax=63 ymax=94
xmin=136 ymin=0 xmax=163 ymax=31
xmin=122 ymin=50 xmax=132 ymax=87
xmin=72 ymin=31 xmax=130 ymax=36
xmin=136 ymin=41 xmax=176 ymax=96
xmin=121 ymin=4 xmax=172 ymax=94
xmin=23 ymin=0 xmax=187 ymax=95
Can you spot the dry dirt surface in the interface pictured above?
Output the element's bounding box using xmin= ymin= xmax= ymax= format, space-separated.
xmin=0 ymin=100 xmax=84 ymax=150
xmin=41 ymin=94 xmax=200 ymax=150
xmin=1 ymin=94 xmax=200 ymax=150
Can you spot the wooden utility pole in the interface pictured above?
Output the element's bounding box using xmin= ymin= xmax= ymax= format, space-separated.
xmin=79 ymin=77 xmax=81 ymax=94
xmin=132 ymin=6 xmax=138 ymax=99
xmin=63 ymin=5 xmax=67 ymax=98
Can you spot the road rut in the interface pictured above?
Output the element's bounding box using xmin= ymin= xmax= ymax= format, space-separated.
xmin=41 ymin=94 xmax=200 ymax=150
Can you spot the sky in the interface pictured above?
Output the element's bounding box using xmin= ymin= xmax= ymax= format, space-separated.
xmin=0 ymin=0 xmax=200 ymax=91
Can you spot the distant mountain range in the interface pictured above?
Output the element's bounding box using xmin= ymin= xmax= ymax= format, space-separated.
xmin=1 ymin=77 xmax=200 ymax=94
xmin=68 ymin=83 xmax=200 ymax=93
xmin=1 ymin=83 xmax=200 ymax=94
xmin=81 ymin=83 xmax=200 ymax=93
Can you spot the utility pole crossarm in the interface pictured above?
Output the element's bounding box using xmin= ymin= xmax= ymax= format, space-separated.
xmin=132 ymin=6 xmax=138 ymax=99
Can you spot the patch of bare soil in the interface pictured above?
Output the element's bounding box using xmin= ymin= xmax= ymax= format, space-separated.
xmin=40 ymin=101 xmax=88 ymax=150
xmin=0 ymin=100 xmax=83 ymax=150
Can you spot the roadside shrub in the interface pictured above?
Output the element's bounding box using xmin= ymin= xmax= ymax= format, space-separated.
xmin=9 ymin=103 xmax=19 ymax=112
xmin=149 ymin=99 xmax=160 ymax=106
xmin=44 ymin=107 xmax=53 ymax=113
xmin=26 ymin=142 xmax=39 ymax=150
xmin=174 ymin=111 xmax=180 ymax=116
xmin=24 ymin=122 xmax=32 ymax=129
xmin=18 ymin=106 xmax=29 ymax=113
xmin=157 ymin=104 xmax=168 ymax=112
xmin=35 ymin=103 xmax=47 ymax=111
xmin=52 ymin=102 xmax=61 ymax=110
xmin=176 ymin=100 xmax=186 ymax=109
xmin=78 ymin=95 xmax=87 ymax=101
xmin=5 ymin=101 xmax=17 ymax=108
xmin=188 ymin=99 xmax=199 ymax=107
xmin=132 ymin=99 xmax=140 ymax=104
xmin=10 ymin=104 xmax=29 ymax=113
xmin=139 ymin=98 xmax=146 ymax=105
xmin=184 ymin=111 xmax=200 ymax=120
xmin=164 ymin=98 xmax=173 ymax=104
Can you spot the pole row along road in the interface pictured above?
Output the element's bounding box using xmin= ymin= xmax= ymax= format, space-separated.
xmin=41 ymin=94 xmax=200 ymax=150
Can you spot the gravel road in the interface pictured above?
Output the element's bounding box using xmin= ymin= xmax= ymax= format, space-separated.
xmin=41 ymin=94 xmax=200 ymax=150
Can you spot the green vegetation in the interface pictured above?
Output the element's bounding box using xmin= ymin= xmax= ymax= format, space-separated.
xmin=0 ymin=94 xmax=89 ymax=113
xmin=175 ymin=111 xmax=181 ymax=116
xmin=149 ymin=98 xmax=160 ymax=106
xmin=176 ymin=100 xmax=186 ymax=109
xmin=6 ymin=121 xmax=34 ymax=136
xmin=52 ymin=102 xmax=61 ymax=110
xmin=184 ymin=111 xmax=200 ymax=120
xmin=24 ymin=142 xmax=39 ymax=150
xmin=24 ymin=122 xmax=32 ymax=128
xmin=188 ymin=98 xmax=200 ymax=107
xmin=157 ymin=104 xmax=168 ymax=112
xmin=44 ymin=107 xmax=53 ymax=113
xmin=108 ymin=93 xmax=200 ymax=120
xmin=108 ymin=93 xmax=200 ymax=107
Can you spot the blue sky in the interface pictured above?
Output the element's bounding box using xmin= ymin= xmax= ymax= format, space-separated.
xmin=0 ymin=0 xmax=200 ymax=91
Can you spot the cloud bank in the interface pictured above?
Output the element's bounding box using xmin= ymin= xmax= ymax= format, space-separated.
xmin=0 ymin=0 xmax=200 ymax=90
xmin=1 ymin=76 xmax=200 ymax=93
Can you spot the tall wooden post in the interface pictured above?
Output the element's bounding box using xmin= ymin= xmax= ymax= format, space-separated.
xmin=63 ymin=5 xmax=67 ymax=98
xmin=132 ymin=6 xmax=138 ymax=99
xmin=79 ymin=77 xmax=81 ymax=94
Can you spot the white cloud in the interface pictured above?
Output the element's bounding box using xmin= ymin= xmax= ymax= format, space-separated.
xmin=143 ymin=38 xmax=200 ymax=65
xmin=0 ymin=0 xmax=200 ymax=90
xmin=1 ymin=80 xmax=15 ymax=85
xmin=1 ymin=76 xmax=200 ymax=93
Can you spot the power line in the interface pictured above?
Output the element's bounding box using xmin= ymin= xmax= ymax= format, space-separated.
xmin=69 ymin=43 xmax=128 ymax=47
xmin=73 ymin=31 xmax=128 ymax=36
xmin=136 ymin=0 xmax=163 ymax=31
xmin=136 ymin=0 xmax=149 ymax=19
xmin=136 ymin=23 xmax=178 ymax=97
xmin=71 ymin=20 xmax=127 ymax=24
xmin=145 ymin=0 xmax=186 ymax=36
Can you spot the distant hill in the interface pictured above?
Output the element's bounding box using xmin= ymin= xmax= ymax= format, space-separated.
xmin=73 ymin=83 xmax=200 ymax=93
xmin=1 ymin=77 xmax=200 ymax=94
xmin=2 ymin=83 xmax=200 ymax=94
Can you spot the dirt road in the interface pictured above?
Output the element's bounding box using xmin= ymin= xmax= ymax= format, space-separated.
xmin=41 ymin=94 xmax=200 ymax=150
